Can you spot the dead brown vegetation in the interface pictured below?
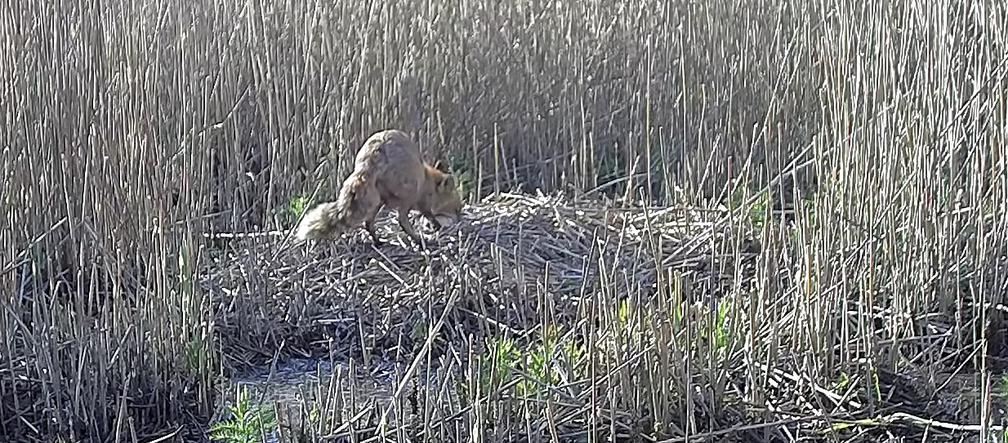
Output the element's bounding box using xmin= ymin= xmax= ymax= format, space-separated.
xmin=1 ymin=0 xmax=1007 ymax=442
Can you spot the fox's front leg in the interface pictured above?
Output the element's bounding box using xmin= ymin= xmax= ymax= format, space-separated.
xmin=364 ymin=203 xmax=385 ymax=246
xmin=396 ymin=209 xmax=424 ymax=246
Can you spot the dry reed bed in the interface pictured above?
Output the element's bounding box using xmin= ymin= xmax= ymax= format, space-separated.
xmin=1 ymin=0 xmax=1006 ymax=441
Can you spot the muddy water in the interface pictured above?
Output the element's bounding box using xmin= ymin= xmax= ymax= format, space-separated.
xmin=215 ymin=357 xmax=405 ymax=442
xmin=228 ymin=358 xmax=398 ymax=403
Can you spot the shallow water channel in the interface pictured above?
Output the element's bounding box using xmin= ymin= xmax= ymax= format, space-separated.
xmin=213 ymin=357 xmax=405 ymax=442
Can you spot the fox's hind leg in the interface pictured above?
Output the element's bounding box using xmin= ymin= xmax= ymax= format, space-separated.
xmin=364 ymin=203 xmax=384 ymax=245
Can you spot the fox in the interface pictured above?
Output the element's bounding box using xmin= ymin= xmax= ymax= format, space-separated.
xmin=295 ymin=129 xmax=464 ymax=246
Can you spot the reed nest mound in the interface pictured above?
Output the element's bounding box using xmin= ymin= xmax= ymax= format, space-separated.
xmin=201 ymin=192 xmax=753 ymax=369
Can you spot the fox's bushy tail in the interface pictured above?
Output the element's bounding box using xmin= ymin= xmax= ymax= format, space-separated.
xmin=295 ymin=163 xmax=379 ymax=241
xmin=295 ymin=201 xmax=344 ymax=240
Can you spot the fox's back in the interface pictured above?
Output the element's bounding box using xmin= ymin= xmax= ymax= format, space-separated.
xmin=353 ymin=129 xmax=424 ymax=178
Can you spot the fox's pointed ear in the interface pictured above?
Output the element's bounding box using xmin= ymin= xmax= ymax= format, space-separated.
xmin=433 ymin=159 xmax=445 ymax=171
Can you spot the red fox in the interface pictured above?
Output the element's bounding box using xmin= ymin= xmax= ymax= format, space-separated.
xmin=295 ymin=129 xmax=464 ymax=246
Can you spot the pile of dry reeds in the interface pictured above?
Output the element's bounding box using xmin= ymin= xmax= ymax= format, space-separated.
xmin=202 ymin=192 xmax=731 ymax=362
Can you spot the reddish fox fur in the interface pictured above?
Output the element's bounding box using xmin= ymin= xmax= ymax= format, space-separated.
xmin=295 ymin=129 xmax=463 ymax=246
